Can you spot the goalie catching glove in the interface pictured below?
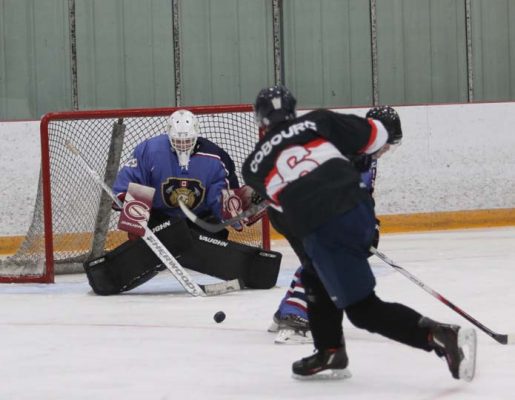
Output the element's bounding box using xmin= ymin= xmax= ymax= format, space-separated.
xmin=221 ymin=185 xmax=266 ymax=231
xmin=112 ymin=192 xmax=142 ymax=241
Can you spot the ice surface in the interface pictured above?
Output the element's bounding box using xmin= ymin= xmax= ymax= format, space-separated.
xmin=1 ymin=227 xmax=515 ymax=400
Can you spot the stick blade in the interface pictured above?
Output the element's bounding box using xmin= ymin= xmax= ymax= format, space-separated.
xmin=178 ymin=200 xmax=225 ymax=233
xmin=178 ymin=199 xmax=270 ymax=233
xmin=491 ymin=332 xmax=515 ymax=345
xmin=200 ymin=279 xmax=242 ymax=296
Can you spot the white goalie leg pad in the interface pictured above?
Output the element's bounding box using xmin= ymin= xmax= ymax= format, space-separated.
xmin=458 ymin=328 xmax=477 ymax=382
xmin=274 ymin=328 xmax=313 ymax=345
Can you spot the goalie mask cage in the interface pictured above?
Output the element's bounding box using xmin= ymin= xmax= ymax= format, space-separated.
xmin=0 ymin=105 xmax=270 ymax=283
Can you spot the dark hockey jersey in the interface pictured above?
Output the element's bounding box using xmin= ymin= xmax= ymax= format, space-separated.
xmin=242 ymin=109 xmax=387 ymax=238
xmin=113 ymin=135 xmax=238 ymax=221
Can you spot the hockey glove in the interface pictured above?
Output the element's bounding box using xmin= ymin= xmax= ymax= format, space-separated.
xmin=245 ymin=189 xmax=267 ymax=226
xmin=112 ymin=191 xmax=149 ymax=241
xmin=221 ymin=186 xmax=266 ymax=231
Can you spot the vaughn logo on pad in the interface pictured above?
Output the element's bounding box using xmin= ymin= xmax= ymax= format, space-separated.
xmin=118 ymin=182 xmax=155 ymax=237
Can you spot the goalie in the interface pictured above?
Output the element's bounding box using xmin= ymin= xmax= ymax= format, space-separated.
xmin=84 ymin=109 xmax=279 ymax=295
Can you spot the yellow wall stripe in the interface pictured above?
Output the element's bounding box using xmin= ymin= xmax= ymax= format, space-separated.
xmin=2 ymin=208 xmax=514 ymax=255
xmin=0 ymin=236 xmax=24 ymax=255
xmin=269 ymin=208 xmax=515 ymax=239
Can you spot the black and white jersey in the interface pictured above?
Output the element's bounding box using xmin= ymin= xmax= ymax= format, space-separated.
xmin=242 ymin=109 xmax=387 ymax=238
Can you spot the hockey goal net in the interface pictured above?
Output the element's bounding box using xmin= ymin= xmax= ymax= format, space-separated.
xmin=0 ymin=105 xmax=269 ymax=283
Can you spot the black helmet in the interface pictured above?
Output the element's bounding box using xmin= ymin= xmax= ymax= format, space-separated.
xmin=254 ymin=85 xmax=297 ymax=129
xmin=366 ymin=106 xmax=403 ymax=145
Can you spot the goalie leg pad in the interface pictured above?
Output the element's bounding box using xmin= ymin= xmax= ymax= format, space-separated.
xmin=84 ymin=239 xmax=161 ymax=295
xmin=85 ymin=217 xmax=281 ymax=294
xmin=149 ymin=216 xmax=281 ymax=288
xmin=181 ymin=230 xmax=282 ymax=289
xmin=84 ymin=218 xmax=195 ymax=295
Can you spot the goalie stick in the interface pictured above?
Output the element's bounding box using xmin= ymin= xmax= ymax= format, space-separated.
xmin=65 ymin=141 xmax=240 ymax=297
xmin=178 ymin=198 xmax=270 ymax=233
xmin=371 ymin=247 xmax=515 ymax=345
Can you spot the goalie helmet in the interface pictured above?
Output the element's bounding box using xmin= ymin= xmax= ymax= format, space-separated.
xmin=366 ymin=106 xmax=403 ymax=145
xmin=254 ymin=85 xmax=297 ymax=129
xmin=166 ymin=109 xmax=200 ymax=169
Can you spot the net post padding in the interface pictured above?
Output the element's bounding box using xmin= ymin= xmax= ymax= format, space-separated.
xmin=0 ymin=105 xmax=268 ymax=283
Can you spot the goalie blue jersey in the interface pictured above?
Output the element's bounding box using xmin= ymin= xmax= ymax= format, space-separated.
xmin=113 ymin=134 xmax=238 ymax=221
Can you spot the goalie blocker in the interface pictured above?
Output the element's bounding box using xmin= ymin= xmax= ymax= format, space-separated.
xmin=84 ymin=218 xmax=281 ymax=295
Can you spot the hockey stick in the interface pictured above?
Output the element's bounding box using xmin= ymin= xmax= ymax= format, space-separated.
xmin=65 ymin=141 xmax=240 ymax=297
xmin=178 ymin=199 xmax=270 ymax=233
xmin=371 ymin=247 xmax=515 ymax=345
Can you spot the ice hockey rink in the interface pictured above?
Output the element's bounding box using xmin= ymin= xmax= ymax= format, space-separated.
xmin=1 ymin=227 xmax=514 ymax=400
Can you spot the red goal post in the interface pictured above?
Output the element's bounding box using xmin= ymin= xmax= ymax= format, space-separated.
xmin=0 ymin=105 xmax=270 ymax=283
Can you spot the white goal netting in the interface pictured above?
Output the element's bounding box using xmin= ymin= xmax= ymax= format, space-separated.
xmin=0 ymin=105 xmax=268 ymax=283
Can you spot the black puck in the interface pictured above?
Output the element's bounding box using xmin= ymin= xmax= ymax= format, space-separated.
xmin=214 ymin=311 xmax=226 ymax=323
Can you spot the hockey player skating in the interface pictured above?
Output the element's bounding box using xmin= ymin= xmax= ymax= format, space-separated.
xmin=242 ymin=85 xmax=477 ymax=381
xmin=269 ymin=149 xmax=379 ymax=345
xmin=84 ymin=109 xmax=280 ymax=295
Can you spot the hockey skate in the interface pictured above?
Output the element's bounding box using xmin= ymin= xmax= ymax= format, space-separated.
xmin=421 ymin=317 xmax=477 ymax=382
xmin=267 ymin=311 xmax=281 ymax=333
xmin=275 ymin=327 xmax=313 ymax=345
xmin=268 ymin=312 xmax=313 ymax=344
xmin=292 ymin=347 xmax=351 ymax=380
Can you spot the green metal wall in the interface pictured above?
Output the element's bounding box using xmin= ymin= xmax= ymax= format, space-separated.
xmin=179 ymin=0 xmax=274 ymax=106
xmin=283 ymin=0 xmax=373 ymax=107
xmin=1 ymin=0 xmax=514 ymax=120
xmin=0 ymin=0 xmax=71 ymax=119
xmin=471 ymin=0 xmax=515 ymax=101
xmin=75 ymin=0 xmax=175 ymax=110
xmin=375 ymin=0 xmax=469 ymax=104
